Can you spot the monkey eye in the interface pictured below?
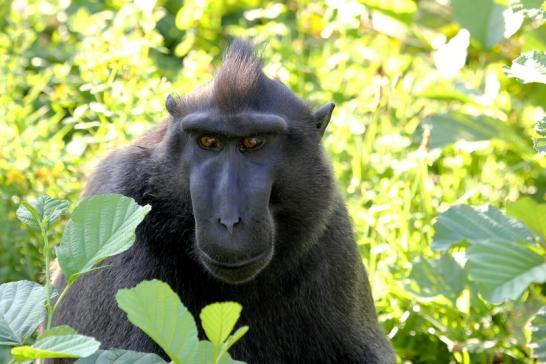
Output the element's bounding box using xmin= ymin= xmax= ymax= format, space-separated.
xmin=240 ymin=136 xmax=265 ymax=152
xmin=198 ymin=135 xmax=222 ymax=150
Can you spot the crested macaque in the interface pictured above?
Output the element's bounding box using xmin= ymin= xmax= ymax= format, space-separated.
xmin=53 ymin=40 xmax=395 ymax=363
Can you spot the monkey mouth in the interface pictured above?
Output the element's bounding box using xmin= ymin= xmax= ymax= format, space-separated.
xmin=197 ymin=247 xmax=273 ymax=284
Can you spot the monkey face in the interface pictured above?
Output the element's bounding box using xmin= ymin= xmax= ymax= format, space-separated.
xmin=178 ymin=112 xmax=288 ymax=284
xmin=161 ymin=43 xmax=335 ymax=284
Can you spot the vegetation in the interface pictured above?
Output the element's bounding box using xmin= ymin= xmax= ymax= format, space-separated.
xmin=1 ymin=194 xmax=246 ymax=363
xmin=0 ymin=0 xmax=545 ymax=362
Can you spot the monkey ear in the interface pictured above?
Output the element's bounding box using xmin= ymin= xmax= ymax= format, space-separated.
xmin=166 ymin=94 xmax=180 ymax=118
xmin=314 ymin=103 xmax=335 ymax=136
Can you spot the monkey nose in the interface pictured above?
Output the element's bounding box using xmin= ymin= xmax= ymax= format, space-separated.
xmin=217 ymin=216 xmax=242 ymax=234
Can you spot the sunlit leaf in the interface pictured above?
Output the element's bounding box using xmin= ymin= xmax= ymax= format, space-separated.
xmin=420 ymin=112 xmax=529 ymax=152
xmin=40 ymin=325 xmax=77 ymax=339
xmin=453 ymin=0 xmax=524 ymax=48
xmin=0 ymin=281 xmax=46 ymax=345
xmin=432 ymin=204 xmax=534 ymax=250
xmin=75 ymin=349 xmax=167 ymax=364
xmin=433 ymin=29 xmax=470 ymax=78
xmin=466 ymin=239 xmax=546 ymax=303
xmin=56 ymin=194 xmax=151 ymax=282
xmin=224 ymin=326 xmax=249 ymax=353
xmin=200 ymin=302 xmax=243 ymax=350
xmin=116 ymin=280 xmax=198 ymax=364
xmin=11 ymin=334 xmax=99 ymax=360
xmin=506 ymin=197 xmax=546 ymax=239
xmin=192 ymin=341 xmax=245 ymax=364
xmin=16 ymin=196 xmax=69 ymax=230
xmin=408 ymin=255 xmax=467 ymax=300
xmin=512 ymin=0 xmax=545 ymax=20
xmin=504 ymin=51 xmax=546 ymax=84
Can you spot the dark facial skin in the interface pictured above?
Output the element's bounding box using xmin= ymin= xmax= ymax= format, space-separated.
xmin=180 ymin=112 xmax=289 ymax=283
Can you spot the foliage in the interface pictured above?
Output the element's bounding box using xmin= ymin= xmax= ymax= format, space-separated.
xmin=0 ymin=194 xmax=245 ymax=363
xmin=0 ymin=0 xmax=545 ymax=362
xmin=117 ymin=281 xmax=245 ymax=364
xmin=432 ymin=199 xmax=546 ymax=359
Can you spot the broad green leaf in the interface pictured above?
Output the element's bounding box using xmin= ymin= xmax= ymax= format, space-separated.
xmin=56 ymin=194 xmax=151 ymax=282
xmin=200 ymin=302 xmax=243 ymax=350
xmin=420 ymin=112 xmax=529 ymax=152
xmin=504 ymin=51 xmax=546 ymax=84
xmin=0 ymin=281 xmax=46 ymax=345
xmin=16 ymin=196 xmax=69 ymax=230
xmin=192 ymin=341 xmax=215 ymax=364
xmin=40 ymin=325 xmax=77 ymax=339
xmin=407 ymin=255 xmax=467 ymax=300
xmin=11 ymin=334 xmax=100 ymax=360
xmin=507 ymin=197 xmax=546 ymax=239
xmin=453 ymin=0 xmax=524 ymax=48
xmin=466 ymin=239 xmax=546 ymax=303
xmin=116 ymin=280 xmax=198 ymax=364
xmin=192 ymin=341 xmax=245 ymax=364
xmin=0 ymin=346 xmax=12 ymax=363
xmin=529 ymin=306 xmax=546 ymax=361
xmin=75 ymin=349 xmax=167 ymax=364
xmin=433 ymin=205 xmax=534 ymax=250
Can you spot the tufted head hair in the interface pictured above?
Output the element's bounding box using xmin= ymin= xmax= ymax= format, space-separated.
xmin=212 ymin=39 xmax=264 ymax=113
xmin=167 ymin=39 xmax=265 ymax=116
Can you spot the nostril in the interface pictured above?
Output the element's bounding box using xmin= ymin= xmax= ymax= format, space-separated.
xmin=218 ymin=216 xmax=242 ymax=233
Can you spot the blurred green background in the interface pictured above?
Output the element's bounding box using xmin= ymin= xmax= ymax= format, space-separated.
xmin=0 ymin=0 xmax=545 ymax=362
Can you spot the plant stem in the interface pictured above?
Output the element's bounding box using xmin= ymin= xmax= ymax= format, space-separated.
xmin=50 ymin=281 xmax=73 ymax=321
xmin=40 ymin=219 xmax=54 ymax=330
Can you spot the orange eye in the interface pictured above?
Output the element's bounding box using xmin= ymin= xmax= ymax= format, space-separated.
xmin=198 ymin=135 xmax=221 ymax=150
xmin=240 ymin=136 xmax=265 ymax=151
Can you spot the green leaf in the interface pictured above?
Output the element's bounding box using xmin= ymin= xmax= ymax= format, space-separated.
xmin=116 ymin=280 xmax=198 ymax=364
xmin=56 ymin=194 xmax=151 ymax=282
xmin=75 ymin=349 xmax=167 ymax=364
xmin=192 ymin=341 xmax=245 ymax=364
xmin=512 ymin=0 xmax=545 ymax=20
xmin=420 ymin=112 xmax=529 ymax=152
xmin=466 ymin=239 xmax=546 ymax=304
xmin=192 ymin=341 xmax=215 ymax=364
xmin=224 ymin=326 xmax=249 ymax=353
xmin=529 ymin=306 xmax=546 ymax=361
xmin=506 ymin=197 xmax=546 ymax=239
xmin=11 ymin=334 xmax=100 ymax=360
xmin=503 ymin=51 xmax=546 ymax=84
xmin=433 ymin=204 xmax=534 ymax=250
xmin=200 ymin=302 xmax=243 ymax=350
xmin=40 ymin=325 xmax=77 ymax=339
xmin=0 ymin=281 xmax=46 ymax=345
xmin=453 ymin=0 xmax=524 ymax=48
xmin=16 ymin=196 xmax=69 ymax=230
xmin=407 ymin=255 xmax=467 ymax=300
xmin=0 ymin=346 xmax=12 ymax=364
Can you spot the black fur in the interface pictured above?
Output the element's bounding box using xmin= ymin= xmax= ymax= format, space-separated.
xmin=52 ymin=40 xmax=395 ymax=363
